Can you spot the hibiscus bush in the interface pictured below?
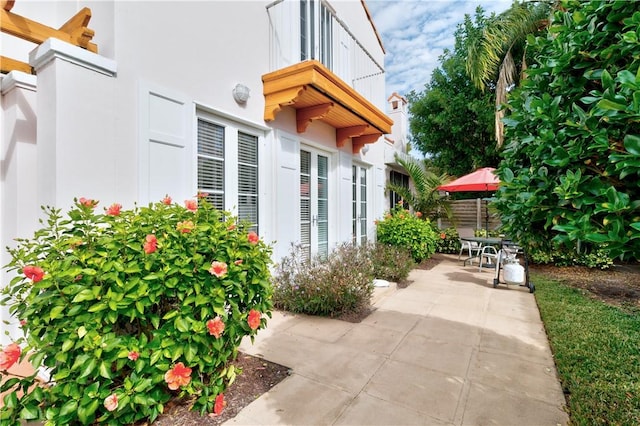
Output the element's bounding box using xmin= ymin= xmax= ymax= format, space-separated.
xmin=0 ymin=196 xmax=273 ymax=425
xmin=376 ymin=206 xmax=438 ymax=262
xmin=435 ymin=227 xmax=461 ymax=254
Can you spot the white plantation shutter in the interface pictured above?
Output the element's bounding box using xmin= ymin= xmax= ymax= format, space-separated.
xmin=197 ymin=119 xmax=225 ymax=210
xmin=238 ymin=132 xmax=259 ymax=233
xmin=300 ymin=150 xmax=311 ymax=259
xmin=317 ymin=154 xmax=329 ymax=258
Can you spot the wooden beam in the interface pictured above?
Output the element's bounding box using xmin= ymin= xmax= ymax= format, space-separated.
xmin=58 ymin=7 xmax=95 ymax=51
xmin=0 ymin=9 xmax=97 ymax=53
xmin=59 ymin=7 xmax=92 ymax=33
xmin=2 ymin=0 xmax=15 ymax=11
xmin=296 ymin=103 xmax=333 ymax=133
xmin=352 ymin=133 xmax=381 ymax=154
xmin=336 ymin=125 xmax=368 ymax=148
xmin=0 ymin=55 xmax=32 ymax=74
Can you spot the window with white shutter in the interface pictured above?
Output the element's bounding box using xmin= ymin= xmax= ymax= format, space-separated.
xmin=197 ymin=119 xmax=225 ymax=210
xmin=238 ymin=132 xmax=259 ymax=233
xmin=196 ymin=111 xmax=262 ymax=234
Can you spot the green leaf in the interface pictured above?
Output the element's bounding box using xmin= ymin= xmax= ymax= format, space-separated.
xmin=184 ymin=344 xmax=196 ymax=363
xmin=50 ymin=305 xmax=65 ymax=320
xmin=124 ymin=264 xmax=142 ymax=274
xmin=150 ymin=350 xmax=162 ymax=366
xmin=72 ymin=289 xmax=95 ymax=303
xmin=584 ymin=233 xmax=610 ymax=243
xmin=174 ymin=317 xmax=189 ymax=333
xmin=59 ymin=400 xmax=78 ymax=418
xmin=0 ymin=378 xmax=20 ymax=393
xmin=78 ymin=358 xmax=97 ymax=378
xmin=61 ymin=339 xmax=74 ymax=352
xmin=150 ymin=314 xmax=160 ymax=329
xmin=98 ymin=361 xmax=111 ymax=379
xmin=623 ymin=134 xmax=640 ymax=155
xmin=596 ymin=99 xmax=626 ymax=111
xmin=20 ymin=404 xmax=40 ymax=420
xmin=143 ymin=273 xmax=160 ymax=280
xmin=77 ymin=399 xmax=99 ymax=424
xmin=162 ymin=310 xmax=178 ymax=320
xmin=88 ymin=301 xmax=108 ymax=313
xmin=601 ymin=69 xmax=614 ymax=90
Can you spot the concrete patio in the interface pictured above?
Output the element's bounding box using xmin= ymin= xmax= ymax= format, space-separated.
xmin=228 ymin=254 xmax=569 ymax=425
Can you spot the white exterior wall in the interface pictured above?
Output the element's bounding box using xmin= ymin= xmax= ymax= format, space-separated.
xmin=0 ymin=0 xmax=395 ymax=344
xmin=0 ymin=72 xmax=39 ymax=342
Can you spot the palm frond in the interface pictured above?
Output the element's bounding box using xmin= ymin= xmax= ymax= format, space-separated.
xmin=466 ymin=2 xmax=552 ymax=91
xmin=386 ymin=155 xmax=454 ymax=222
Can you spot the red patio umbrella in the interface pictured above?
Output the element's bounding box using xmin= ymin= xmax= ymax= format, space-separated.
xmin=437 ymin=167 xmax=500 ymax=231
xmin=437 ymin=167 xmax=499 ymax=192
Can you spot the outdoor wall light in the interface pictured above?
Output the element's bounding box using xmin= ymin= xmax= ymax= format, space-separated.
xmin=232 ymin=83 xmax=250 ymax=104
xmin=360 ymin=144 xmax=370 ymax=155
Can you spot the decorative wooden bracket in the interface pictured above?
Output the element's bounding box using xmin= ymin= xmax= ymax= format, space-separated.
xmin=264 ymin=86 xmax=307 ymax=121
xmin=336 ymin=125 xmax=369 ymax=148
xmin=296 ymin=103 xmax=333 ymax=133
xmin=352 ymin=133 xmax=381 ymax=154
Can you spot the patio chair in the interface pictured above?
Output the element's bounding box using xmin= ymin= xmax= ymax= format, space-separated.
xmin=457 ymin=227 xmax=482 ymax=265
xmin=478 ymin=245 xmax=499 ymax=272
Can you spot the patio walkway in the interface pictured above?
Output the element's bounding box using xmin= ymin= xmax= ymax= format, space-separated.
xmin=228 ymin=254 xmax=569 ymax=425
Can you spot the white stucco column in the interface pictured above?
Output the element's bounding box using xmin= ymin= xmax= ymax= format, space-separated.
xmin=30 ymin=37 xmax=117 ymax=210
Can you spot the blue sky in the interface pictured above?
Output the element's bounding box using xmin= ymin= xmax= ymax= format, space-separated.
xmin=367 ymin=0 xmax=512 ymax=97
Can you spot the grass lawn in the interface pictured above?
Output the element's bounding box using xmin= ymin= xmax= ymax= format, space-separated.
xmin=533 ymin=274 xmax=640 ymax=425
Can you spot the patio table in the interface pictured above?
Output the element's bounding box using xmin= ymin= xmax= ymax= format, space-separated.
xmin=460 ymin=237 xmax=502 ymax=266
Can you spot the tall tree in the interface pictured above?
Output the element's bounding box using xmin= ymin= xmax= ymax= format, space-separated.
xmin=495 ymin=0 xmax=640 ymax=260
xmin=409 ymin=8 xmax=499 ymax=177
xmin=466 ymin=1 xmax=553 ymax=146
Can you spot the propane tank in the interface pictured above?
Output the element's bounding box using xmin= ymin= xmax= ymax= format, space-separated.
xmin=503 ymin=259 xmax=525 ymax=284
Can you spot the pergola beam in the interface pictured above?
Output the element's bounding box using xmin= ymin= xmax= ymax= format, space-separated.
xmin=0 ymin=6 xmax=97 ymax=54
xmin=0 ymin=55 xmax=32 ymax=74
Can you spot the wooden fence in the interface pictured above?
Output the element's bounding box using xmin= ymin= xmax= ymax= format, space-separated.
xmin=437 ymin=198 xmax=501 ymax=231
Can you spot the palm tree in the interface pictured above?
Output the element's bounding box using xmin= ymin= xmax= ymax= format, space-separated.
xmin=466 ymin=1 xmax=552 ymax=147
xmin=386 ymin=155 xmax=453 ymax=222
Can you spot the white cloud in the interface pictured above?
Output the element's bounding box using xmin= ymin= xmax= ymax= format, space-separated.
xmin=367 ymin=0 xmax=512 ymax=96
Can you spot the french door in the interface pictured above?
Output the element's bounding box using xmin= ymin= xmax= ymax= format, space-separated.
xmin=300 ymin=149 xmax=329 ymax=259
xmin=352 ymin=165 xmax=368 ymax=245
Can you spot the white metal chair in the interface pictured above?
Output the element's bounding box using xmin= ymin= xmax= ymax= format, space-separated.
xmin=457 ymin=227 xmax=482 ymax=265
xmin=478 ymin=245 xmax=499 ymax=272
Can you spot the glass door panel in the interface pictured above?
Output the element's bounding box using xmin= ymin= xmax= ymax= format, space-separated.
xmin=300 ymin=148 xmax=329 ymax=258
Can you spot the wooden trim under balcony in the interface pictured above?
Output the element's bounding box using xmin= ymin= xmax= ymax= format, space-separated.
xmin=263 ymin=60 xmax=393 ymax=154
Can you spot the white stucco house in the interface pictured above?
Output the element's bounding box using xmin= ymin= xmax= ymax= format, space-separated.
xmin=0 ymin=0 xmax=411 ymax=344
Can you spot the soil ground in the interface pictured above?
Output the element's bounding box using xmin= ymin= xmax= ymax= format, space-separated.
xmin=155 ymin=254 xmax=640 ymax=424
xmin=530 ymin=262 xmax=640 ymax=310
xmin=152 ymin=353 xmax=291 ymax=426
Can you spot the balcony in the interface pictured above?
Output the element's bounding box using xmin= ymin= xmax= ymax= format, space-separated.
xmin=263 ymin=60 xmax=392 ymax=153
